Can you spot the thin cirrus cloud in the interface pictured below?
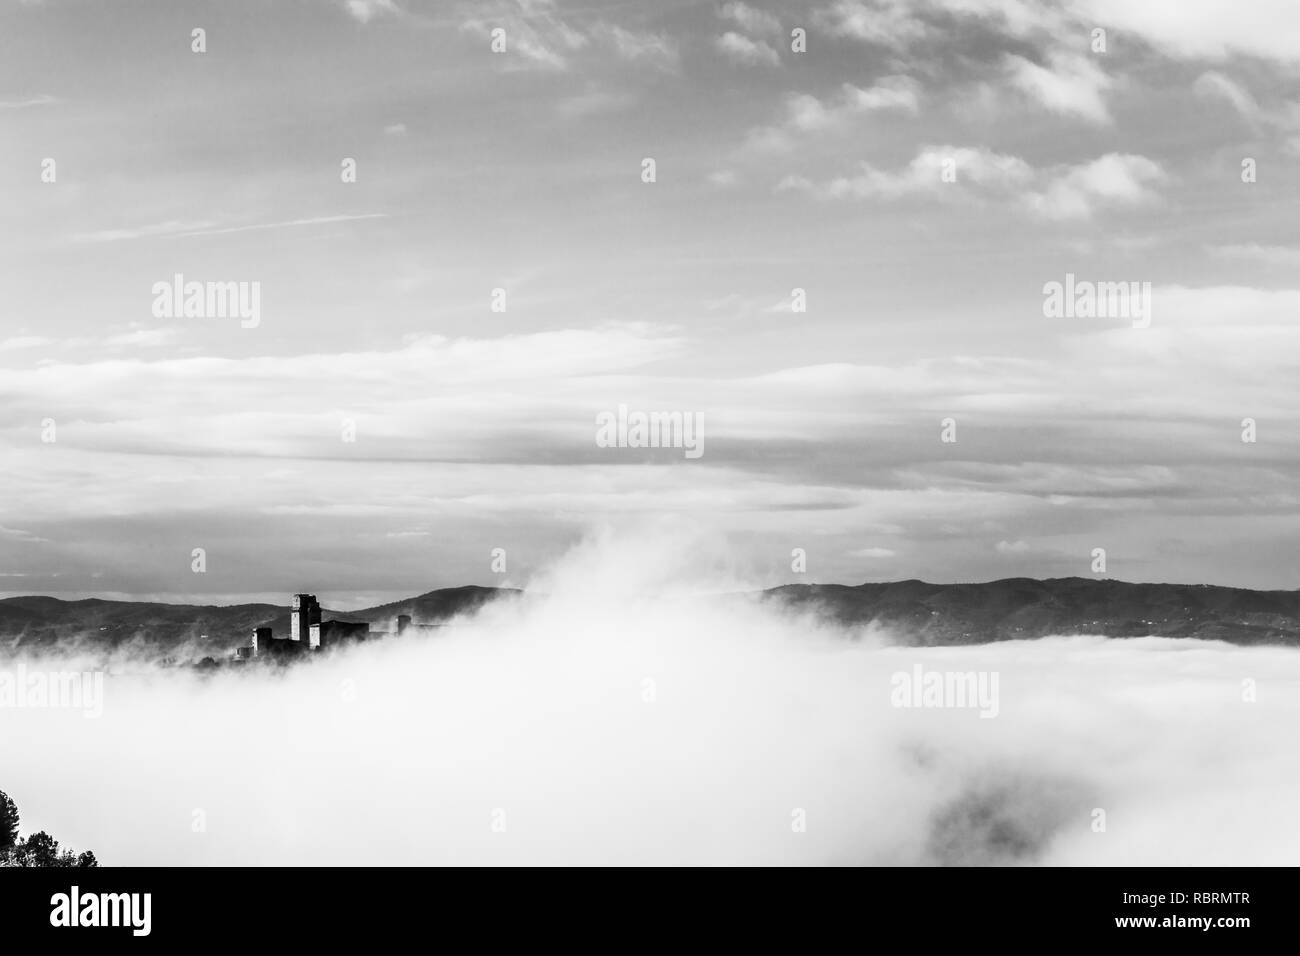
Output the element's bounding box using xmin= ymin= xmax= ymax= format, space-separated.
xmin=0 ymin=93 xmax=60 ymax=109
xmin=72 ymin=214 xmax=389 ymax=243
xmin=1193 ymin=70 xmax=1300 ymax=152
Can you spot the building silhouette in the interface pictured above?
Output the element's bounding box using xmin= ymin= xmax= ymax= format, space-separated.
xmin=235 ymin=594 xmax=372 ymax=661
xmin=291 ymin=594 xmax=322 ymax=647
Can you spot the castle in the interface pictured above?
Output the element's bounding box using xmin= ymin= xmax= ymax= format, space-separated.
xmin=231 ymin=593 xmax=447 ymax=662
xmin=234 ymin=594 xmax=370 ymax=660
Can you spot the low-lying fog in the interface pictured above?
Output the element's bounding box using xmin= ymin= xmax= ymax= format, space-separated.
xmin=3 ymin=531 xmax=1298 ymax=865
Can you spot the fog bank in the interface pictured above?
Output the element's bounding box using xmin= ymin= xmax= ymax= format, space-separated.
xmin=3 ymin=531 xmax=1297 ymax=866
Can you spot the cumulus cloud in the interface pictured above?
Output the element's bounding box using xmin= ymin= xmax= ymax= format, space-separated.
xmin=459 ymin=0 xmax=588 ymax=72
xmin=716 ymin=31 xmax=781 ymax=67
xmin=818 ymin=0 xmax=1300 ymax=64
xmin=779 ymin=145 xmax=1163 ymax=220
xmin=1023 ymin=153 xmax=1165 ymax=221
xmin=814 ymin=0 xmax=930 ymax=49
xmin=1078 ymin=0 xmax=1300 ymax=61
xmin=1005 ymin=51 xmax=1113 ymax=124
xmin=343 ymin=0 xmax=399 ymax=24
xmin=720 ymin=1 xmax=782 ymax=36
xmin=777 ymin=144 xmax=1031 ymax=199
xmin=747 ymin=77 xmax=919 ymax=150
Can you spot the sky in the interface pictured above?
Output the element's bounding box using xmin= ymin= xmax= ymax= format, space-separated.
xmin=2 ymin=0 xmax=1300 ymax=605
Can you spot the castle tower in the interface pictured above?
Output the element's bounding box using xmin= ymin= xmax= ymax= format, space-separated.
xmin=252 ymin=626 xmax=271 ymax=658
xmin=290 ymin=594 xmax=321 ymax=644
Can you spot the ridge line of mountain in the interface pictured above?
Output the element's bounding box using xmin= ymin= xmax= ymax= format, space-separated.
xmin=2 ymin=577 xmax=1298 ymax=651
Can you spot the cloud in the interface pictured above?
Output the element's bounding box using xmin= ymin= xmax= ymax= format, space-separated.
xmin=104 ymin=327 xmax=182 ymax=349
xmin=1193 ymin=71 xmax=1300 ymax=152
xmin=555 ymin=89 xmax=635 ymax=119
xmin=849 ymin=546 xmax=896 ymax=558
xmin=343 ymin=0 xmax=399 ymax=24
xmin=383 ymin=123 xmax=408 ymax=136
xmin=1022 ymin=153 xmax=1165 ymax=221
xmin=844 ymin=76 xmax=922 ymax=113
xmin=747 ymin=77 xmax=920 ymax=150
xmin=0 ymin=525 xmax=48 ymax=544
xmin=1078 ymin=0 xmax=1300 ymax=61
xmin=6 ymin=530 xmax=1300 ymax=865
xmin=72 ymin=220 xmax=217 ymax=244
xmin=460 ymin=1 xmax=588 ymax=72
xmin=73 ymin=214 xmax=388 ymax=243
xmin=720 ymin=1 xmax=782 ymax=36
xmin=1005 ymin=51 xmax=1113 ymax=124
xmin=1193 ymin=71 xmax=1262 ymax=122
xmin=778 ymin=144 xmax=1031 ymax=200
xmin=780 ymin=146 xmax=1163 ymax=220
xmin=814 ymin=0 xmax=929 ymax=48
xmin=459 ymin=6 xmax=672 ymax=74
xmin=592 ymin=24 xmax=679 ymax=71
xmin=6 ymin=278 xmax=1300 ymax=593
xmin=1208 ymin=244 xmax=1300 ymax=266
xmin=716 ymin=31 xmax=781 ymax=67
xmin=0 ymin=94 xmax=59 ymax=110
xmin=0 ymin=336 xmax=55 ymax=352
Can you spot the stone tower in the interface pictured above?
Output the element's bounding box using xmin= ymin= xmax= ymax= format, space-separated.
xmin=290 ymin=594 xmax=321 ymax=645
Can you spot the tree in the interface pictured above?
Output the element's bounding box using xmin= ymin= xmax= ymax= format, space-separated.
xmin=0 ymin=790 xmax=99 ymax=867
xmin=14 ymin=831 xmax=61 ymax=867
xmin=0 ymin=791 xmax=18 ymax=853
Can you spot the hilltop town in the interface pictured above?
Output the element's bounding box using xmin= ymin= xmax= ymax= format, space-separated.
xmin=1 ymin=579 xmax=1298 ymax=666
xmin=230 ymin=593 xmax=441 ymax=663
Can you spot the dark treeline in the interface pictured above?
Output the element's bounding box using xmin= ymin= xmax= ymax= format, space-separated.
xmin=0 ymin=790 xmax=98 ymax=868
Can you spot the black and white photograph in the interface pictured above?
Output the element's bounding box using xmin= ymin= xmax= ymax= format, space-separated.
xmin=0 ymin=0 xmax=1294 ymax=936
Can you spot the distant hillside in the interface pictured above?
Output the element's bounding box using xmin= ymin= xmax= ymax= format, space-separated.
xmin=2 ymin=577 xmax=1297 ymax=659
xmin=0 ymin=586 xmax=519 ymax=658
xmin=763 ymin=577 xmax=1300 ymax=646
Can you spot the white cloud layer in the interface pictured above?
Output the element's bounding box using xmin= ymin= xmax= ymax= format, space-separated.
xmin=4 ymin=529 xmax=1297 ymax=865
